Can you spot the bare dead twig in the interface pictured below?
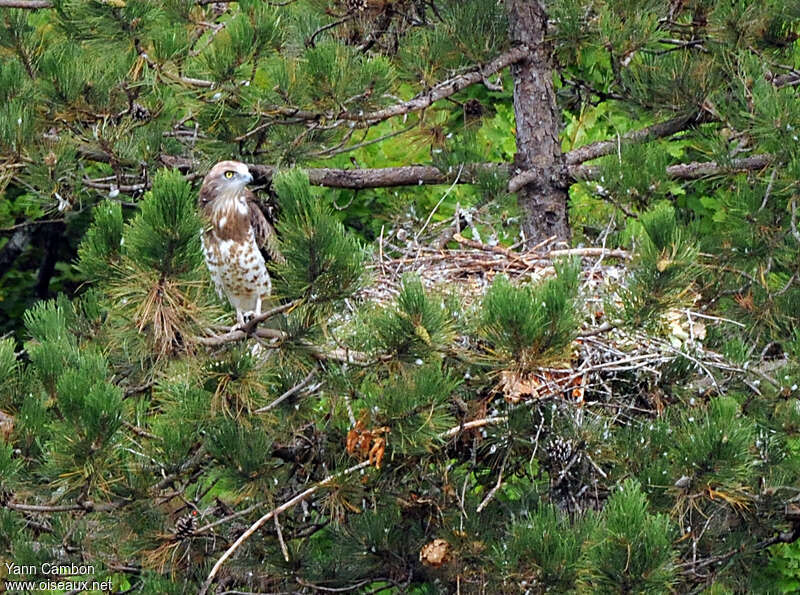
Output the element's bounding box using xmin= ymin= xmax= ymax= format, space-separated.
xmin=198 ymin=460 xmax=373 ymax=595
xmin=254 ymin=370 xmax=317 ymax=414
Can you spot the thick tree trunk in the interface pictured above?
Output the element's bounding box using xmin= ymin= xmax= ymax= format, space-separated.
xmin=506 ymin=0 xmax=570 ymax=246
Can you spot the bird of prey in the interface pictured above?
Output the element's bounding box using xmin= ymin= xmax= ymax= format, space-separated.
xmin=198 ymin=160 xmax=282 ymax=326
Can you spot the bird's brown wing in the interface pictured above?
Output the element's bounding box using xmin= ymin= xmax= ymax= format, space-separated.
xmin=246 ymin=190 xmax=284 ymax=264
xmin=197 ymin=177 xmax=216 ymax=208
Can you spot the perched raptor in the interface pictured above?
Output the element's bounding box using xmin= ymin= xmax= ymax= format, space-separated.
xmin=198 ymin=160 xmax=282 ymax=326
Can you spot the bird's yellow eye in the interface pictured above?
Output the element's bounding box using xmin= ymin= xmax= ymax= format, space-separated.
xmin=224 ymin=171 xmax=234 ymax=179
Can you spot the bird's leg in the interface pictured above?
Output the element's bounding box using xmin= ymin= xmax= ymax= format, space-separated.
xmin=241 ymin=296 xmax=263 ymax=329
xmin=232 ymin=309 xmax=246 ymax=332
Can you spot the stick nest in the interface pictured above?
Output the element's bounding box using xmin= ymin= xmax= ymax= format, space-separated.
xmin=359 ymin=232 xmax=743 ymax=410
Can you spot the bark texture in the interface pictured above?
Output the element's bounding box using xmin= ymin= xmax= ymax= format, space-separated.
xmin=506 ymin=0 xmax=570 ymax=246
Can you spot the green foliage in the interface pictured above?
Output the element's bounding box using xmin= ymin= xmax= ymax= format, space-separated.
xmin=617 ymin=203 xmax=701 ymax=329
xmin=273 ymin=169 xmax=364 ymax=308
xmin=579 ymin=478 xmax=677 ymax=593
xmin=360 ymin=363 xmax=458 ymax=456
xmin=207 ymin=417 xmax=273 ymax=484
xmin=481 ymin=259 xmax=581 ymax=367
xmin=76 ymin=200 xmax=124 ymax=281
xmin=769 ymin=542 xmax=800 ymax=593
xmin=0 ymin=337 xmax=18 ymax=388
xmin=495 ymin=504 xmax=593 ymax=591
xmin=19 ymin=297 xmax=123 ymax=495
xmin=671 ymin=397 xmax=756 ymax=494
xmin=367 ymin=276 xmax=454 ymax=363
xmin=24 ymin=296 xmax=79 ymax=393
xmin=302 ymin=44 xmax=395 ymax=111
xmin=149 ymin=382 xmax=210 ymax=467
xmin=151 ymin=23 xmax=190 ymax=62
xmin=0 ymin=0 xmax=799 ymax=592
xmin=124 ymin=169 xmax=204 ymax=278
xmin=0 ymin=440 xmax=22 ymax=492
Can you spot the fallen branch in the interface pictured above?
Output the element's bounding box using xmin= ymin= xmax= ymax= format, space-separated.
xmin=452 ymin=232 xmax=629 ymax=259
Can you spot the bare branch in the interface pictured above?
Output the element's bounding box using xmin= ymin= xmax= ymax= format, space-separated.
xmin=245 ymin=154 xmax=773 ymax=191
xmin=573 ymin=154 xmax=773 ymax=181
xmin=452 ymin=232 xmax=629 ymax=259
xmin=192 ymin=326 xmax=285 ymax=346
xmin=563 ymin=113 xmax=703 ymax=166
xmin=254 ymin=370 xmax=316 ymax=414
xmin=331 ymin=45 xmax=528 ymax=124
xmin=660 ymin=154 xmax=772 ymax=180
xmin=5 ymin=499 xmax=124 ymax=513
xmin=199 ymin=460 xmax=372 ymax=595
xmin=250 ymin=45 xmax=530 ymax=129
xmin=306 ymin=16 xmax=353 ymax=49
xmin=250 ymin=162 xmax=508 ymax=189
xmin=0 ymin=0 xmax=52 ymax=7
xmin=774 ymin=70 xmax=800 ymax=88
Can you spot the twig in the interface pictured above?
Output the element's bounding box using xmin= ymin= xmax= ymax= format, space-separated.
xmin=790 ymin=198 xmax=800 ymax=245
xmin=122 ymin=420 xmax=161 ymax=440
xmin=198 ymin=461 xmax=372 ymax=595
xmin=193 ymin=302 xmax=295 ymax=346
xmin=296 ymin=578 xmax=374 ymax=592
xmin=0 ymin=0 xmax=52 ymax=6
xmin=439 ymin=416 xmax=508 ymax=439
xmin=578 ymin=322 xmax=614 ymax=338
xmin=193 ymin=326 xmax=285 ymax=346
xmin=274 ymin=514 xmax=290 ymax=562
xmin=123 ymin=380 xmax=155 ymax=397
xmin=758 ymin=167 xmax=777 ymax=211
xmin=193 ymin=502 xmax=263 ymax=535
xmin=476 ymin=448 xmax=509 ymax=513
xmin=546 ymin=247 xmax=630 ymax=259
xmin=416 ymin=164 xmax=463 ymax=241
xmin=254 ymin=370 xmax=317 ymax=414
xmin=306 ymin=16 xmax=353 ymax=48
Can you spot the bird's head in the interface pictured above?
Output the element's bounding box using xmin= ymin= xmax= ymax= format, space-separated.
xmin=208 ymin=160 xmax=253 ymax=187
xmin=200 ymin=160 xmax=254 ymax=203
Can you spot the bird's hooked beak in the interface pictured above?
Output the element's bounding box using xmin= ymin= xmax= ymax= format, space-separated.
xmin=244 ymin=170 xmax=254 ymax=184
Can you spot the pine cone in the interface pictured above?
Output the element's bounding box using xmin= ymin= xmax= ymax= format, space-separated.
xmin=464 ymin=99 xmax=484 ymax=120
xmin=547 ymin=436 xmax=575 ymax=466
xmin=174 ymin=513 xmax=197 ymax=539
xmin=130 ymin=102 xmax=151 ymax=121
xmin=344 ymin=0 xmax=368 ymax=13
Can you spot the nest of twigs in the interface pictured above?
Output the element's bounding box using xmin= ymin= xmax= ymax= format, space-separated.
xmin=360 ymin=230 xmax=745 ymax=408
xmin=353 ymin=229 xmax=750 ymax=512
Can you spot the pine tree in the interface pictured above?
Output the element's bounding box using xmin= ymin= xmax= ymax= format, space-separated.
xmin=1 ymin=1 xmax=799 ymax=593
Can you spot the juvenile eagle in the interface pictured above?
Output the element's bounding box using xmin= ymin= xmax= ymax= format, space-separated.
xmin=198 ymin=161 xmax=281 ymax=326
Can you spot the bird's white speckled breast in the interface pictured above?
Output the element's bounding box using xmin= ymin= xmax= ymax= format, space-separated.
xmin=202 ymin=229 xmax=271 ymax=315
